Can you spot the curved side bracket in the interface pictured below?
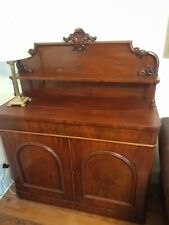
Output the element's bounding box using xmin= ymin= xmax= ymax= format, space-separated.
xmin=63 ymin=28 xmax=97 ymax=52
xmin=16 ymin=47 xmax=37 ymax=73
xmin=130 ymin=44 xmax=159 ymax=78
xmin=28 ymin=47 xmax=38 ymax=57
xmin=16 ymin=60 xmax=33 ymax=73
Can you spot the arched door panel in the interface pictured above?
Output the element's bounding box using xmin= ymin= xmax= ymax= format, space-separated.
xmin=70 ymin=139 xmax=147 ymax=212
xmin=1 ymin=132 xmax=74 ymax=201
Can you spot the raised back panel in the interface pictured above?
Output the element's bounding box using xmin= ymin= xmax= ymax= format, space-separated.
xmin=17 ymin=29 xmax=159 ymax=103
xmin=18 ymin=42 xmax=159 ymax=83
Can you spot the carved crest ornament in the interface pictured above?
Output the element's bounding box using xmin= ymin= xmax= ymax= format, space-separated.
xmin=16 ymin=28 xmax=159 ymax=79
xmin=63 ymin=28 xmax=97 ymax=52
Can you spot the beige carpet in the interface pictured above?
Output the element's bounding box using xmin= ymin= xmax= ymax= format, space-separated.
xmin=0 ymin=213 xmax=40 ymax=225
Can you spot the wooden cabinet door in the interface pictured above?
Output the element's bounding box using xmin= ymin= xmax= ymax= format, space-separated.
xmin=1 ymin=131 xmax=74 ymax=201
xmin=70 ymin=139 xmax=154 ymax=214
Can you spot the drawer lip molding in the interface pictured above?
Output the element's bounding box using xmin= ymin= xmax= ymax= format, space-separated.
xmin=0 ymin=128 xmax=157 ymax=148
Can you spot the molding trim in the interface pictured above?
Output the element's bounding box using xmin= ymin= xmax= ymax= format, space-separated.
xmin=16 ymin=142 xmax=65 ymax=193
xmin=0 ymin=180 xmax=14 ymax=199
xmin=0 ymin=129 xmax=157 ymax=148
xmin=81 ymin=151 xmax=137 ymax=207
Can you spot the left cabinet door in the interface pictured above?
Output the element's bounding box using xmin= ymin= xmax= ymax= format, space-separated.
xmin=0 ymin=131 xmax=74 ymax=203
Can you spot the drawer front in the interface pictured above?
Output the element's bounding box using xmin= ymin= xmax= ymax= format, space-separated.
xmin=0 ymin=119 xmax=158 ymax=145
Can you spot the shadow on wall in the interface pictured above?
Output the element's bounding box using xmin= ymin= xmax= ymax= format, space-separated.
xmin=0 ymin=62 xmax=14 ymax=105
xmin=151 ymin=145 xmax=160 ymax=184
xmin=163 ymin=17 xmax=169 ymax=58
xmin=0 ymin=136 xmax=12 ymax=198
xmin=0 ymin=62 xmax=13 ymax=198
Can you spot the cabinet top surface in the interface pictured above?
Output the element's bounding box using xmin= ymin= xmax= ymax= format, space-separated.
xmin=0 ymin=95 xmax=160 ymax=130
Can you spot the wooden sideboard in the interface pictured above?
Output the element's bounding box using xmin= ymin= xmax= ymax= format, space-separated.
xmin=0 ymin=29 xmax=160 ymax=223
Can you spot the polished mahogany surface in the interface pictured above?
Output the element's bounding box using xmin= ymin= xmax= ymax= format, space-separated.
xmin=0 ymin=95 xmax=159 ymax=130
xmin=0 ymin=30 xmax=160 ymax=223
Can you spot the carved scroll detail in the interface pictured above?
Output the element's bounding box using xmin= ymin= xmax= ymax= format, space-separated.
xmin=63 ymin=28 xmax=97 ymax=52
xmin=131 ymin=46 xmax=159 ymax=78
xmin=16 ymin=48 xmax=36 ymax=73
xmin=16 ymin=60 xmax=32 ymax=73
xmin=28 ymin=48 xmax=37 ymax=56
xmin=150 ymin=100 xmax=156 ymax=108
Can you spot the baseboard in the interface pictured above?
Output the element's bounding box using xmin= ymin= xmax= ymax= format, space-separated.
xmin=0 ymin=180 xmax=14 ymax=200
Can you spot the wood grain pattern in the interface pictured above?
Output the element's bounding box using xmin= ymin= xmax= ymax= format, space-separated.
xmin=0 ymin=184 xmax=166 ymax=225
xmin=70 ymin=139 xmax=155 ymax=215
xmin=0 ymin=132 xmax=74 ymax=201
xmin=0 ymin=36 xmax=160 ymax=223
xmin=0 ymin=213 xmax=41 ymax=225
xmin=80 ymin=151 xmax=136 ymax=206
xmin=19 ymin=42 xmax=159 ymax=83
xmin=16 ymin=142 xmax=65 ymax=193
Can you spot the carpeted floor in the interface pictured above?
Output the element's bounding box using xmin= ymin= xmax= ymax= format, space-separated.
xmin=0 ymin=213 xmax=40 ymax=225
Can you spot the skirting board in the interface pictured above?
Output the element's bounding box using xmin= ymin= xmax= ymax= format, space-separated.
xmin=0 ymin=180 xmax=14 ymax=200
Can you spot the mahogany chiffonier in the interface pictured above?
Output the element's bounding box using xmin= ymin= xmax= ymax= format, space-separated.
xmin=0 ymin=29 xmax=160 ymax=223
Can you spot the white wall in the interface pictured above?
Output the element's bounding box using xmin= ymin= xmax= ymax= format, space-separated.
xmin=0 ymin=0 xmax=169 ymax=185
xmin=0 ymin=64 xmax=13 ymax=197
xmin=1 ymin=1 xmax=168 ymax=116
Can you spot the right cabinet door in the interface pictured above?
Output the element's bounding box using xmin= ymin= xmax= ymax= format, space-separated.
xmin=70 ymin=139 xmax=154 ymax=216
